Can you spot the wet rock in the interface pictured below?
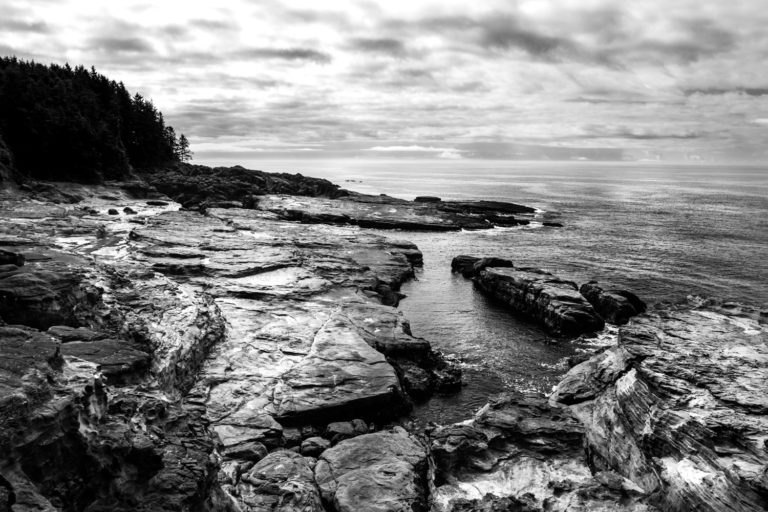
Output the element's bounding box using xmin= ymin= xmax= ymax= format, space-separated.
xmin=60 ymin=339 xmax=150 ymax=384
xmin=235 ymin=451 xmax=324 ymax=512
xmin=414 ymin=196 xmax=441 ymax=203
xmin=222 ymin=441 xmax=268 ymax=462
xmin=107 ymin=208 xmax=119 ymax=215
xmin=315 ymin=427 xmax=429 ymax=512
xmin=47 ymin=325 xmax=106 ymax=342
xmin=430 ymin=393 xmax=657 ymax=511
xmin=474 ymin=267 xmax=605 ymax=336
xmin=542 ymin=221 xmax=563 ymax=227
xmin=552 ymin=304 xmax=768 ymax=512
xmin=257 ymin=193 xmax=537 ymax=231
xmin=0 ymin=264 xmax=102 ymax=329
xmin=451 ymin=255 xmax=514 ymax=278
xmin=579 ymin=281 xmax=647 ymax=325
xmin=122 ymin=206 xmax=137 ymax=215
xmin=0 ymin=249 xmax=24 ymax=266
xmin=301 ymin=437 xmax=331 ymax=457
xmin=146 ymin=200 xmax=169 ymax=206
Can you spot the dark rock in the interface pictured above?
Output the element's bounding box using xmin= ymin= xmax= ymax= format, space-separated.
xmin=414 ymin=196 xmax=441 ymax=203
xmin=60 ymin=339 xmax=150 ymax=384
xmin=451 ymin=255 xmax=514 ymax=278
xmin=107 ymin=208 xmax=119 ymax=215
xmin=579 ymin=281 xmax=647 ymax=325
xmin=542 ymin=221 xmax=563 ymax=227
xmin=146 ymin=200 xmax=169 ymax=206
xmin=447 ymin=493 xmax=540 ymax=512
xmin=223 ymin=441 xmax=268 ymax=462
xmin=47 ymin=325 xmax=107 ymax=342
xmin=0 ymin=266 xmax=102 ymax=329
xmin=325 ymin=421 xmax=357 ymax=444
xmin=122 ymin=206 xmax=137 ymax=215
xmin=315 ymin=427 xmax=429 ymax=512
xmin=300 ymin=436 xmax=331 ymax=458
xmin=474 ymin=267 xmax=605 ymax=336
xmin=0 ymin=249 xmax=24 ymax=267
xmin=282 ymin=427 xmax=302 ymax=447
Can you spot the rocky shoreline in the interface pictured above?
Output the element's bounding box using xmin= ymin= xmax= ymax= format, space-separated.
xmin=0 ymin=169 xmax=766 ymax=512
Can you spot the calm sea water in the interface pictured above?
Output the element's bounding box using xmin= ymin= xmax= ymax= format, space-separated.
xmin=223 ymin=159 xmax=768 ymax=424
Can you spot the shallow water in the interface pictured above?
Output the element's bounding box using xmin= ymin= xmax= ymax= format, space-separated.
xmin=236 ymin=159 xmax=768 ymax=423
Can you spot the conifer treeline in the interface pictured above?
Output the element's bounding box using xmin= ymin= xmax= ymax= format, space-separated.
xmin=0 ymin=57 xmax=190 ymax=182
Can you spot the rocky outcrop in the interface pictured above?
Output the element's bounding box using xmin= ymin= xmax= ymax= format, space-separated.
xmin=450 ymin=255 xmax=514 ymax=278
xmin=143 ymin=163 xmax=345 ymax=207
xmin=552 ymin=303 xmax=768 ymax=512
xmin=429 ymin=392 xmax=657 ymax=511
xmin=579 ymin=281 xmax=646 ymax=325
xmin=0 ymin=181 xmax=462 ymax=510
xmin=473 ymin=266 xmax=605 ymax=336
xmin=255 ymin=193 xmax=535 ymax=231
xmin=315 ymin=427 xmax=429 ymax=512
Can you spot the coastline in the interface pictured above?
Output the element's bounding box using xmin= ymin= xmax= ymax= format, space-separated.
xmin=0 ymin=169 xmax=766 ymax=511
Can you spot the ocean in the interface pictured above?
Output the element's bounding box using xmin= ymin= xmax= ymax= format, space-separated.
xmin=216 ymin=159 xmax=768 ymax=424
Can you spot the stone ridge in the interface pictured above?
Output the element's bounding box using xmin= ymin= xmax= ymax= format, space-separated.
xmin=552 ymin=304 xmax=768 ymax=512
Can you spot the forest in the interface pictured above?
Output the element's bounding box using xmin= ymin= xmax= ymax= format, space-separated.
xmin=0 ymin=57 xmax=190 ymax=182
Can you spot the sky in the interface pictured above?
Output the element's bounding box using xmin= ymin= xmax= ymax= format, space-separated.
xmin=2 ymin=0 xmax=768 ymax=162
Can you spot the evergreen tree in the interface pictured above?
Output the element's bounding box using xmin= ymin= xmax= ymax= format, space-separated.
xmin=177 ymin=134 xmax=192 ymax=162
xmin=0 ymin=57 xmax=188 ymax=181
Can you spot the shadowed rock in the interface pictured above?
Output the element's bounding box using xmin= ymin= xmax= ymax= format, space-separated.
xmin=473 ymin=267 xmax=605 ymax=336
xmin=580 ymin=281 xmax=647 ymax=325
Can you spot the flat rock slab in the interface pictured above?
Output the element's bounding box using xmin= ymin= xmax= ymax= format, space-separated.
xmin=553 ymin=304 xmax=768 ymax=512
xmin=256 ymin=193 xmax=534 ymax=231
xmin=61 ymin=339 xmax=150 ymax=382
xmin=474 ymin=267 xmax=605 ymax=336
xmin=315 ymin=427 xmax=429 ymax=512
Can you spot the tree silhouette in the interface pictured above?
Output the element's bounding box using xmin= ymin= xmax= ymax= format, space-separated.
xmin=0 ymin=57 xmax=188 ymax=181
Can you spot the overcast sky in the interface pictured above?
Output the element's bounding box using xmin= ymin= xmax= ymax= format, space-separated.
xmin=3 ymin=0 xmax=768 ymax=162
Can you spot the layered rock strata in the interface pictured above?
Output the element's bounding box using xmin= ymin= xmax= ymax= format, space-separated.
xmin=579 ymin=281 xmax=647 ymax=325
xmin=552 ymin=303 xmax=768 ymax=512
xmin=429 ymin=392 xmax=657 ymax=511
xmin=0 ymin=181 xmax=461 ymax=510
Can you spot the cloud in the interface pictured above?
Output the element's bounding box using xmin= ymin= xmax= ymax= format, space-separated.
xmin=367 ymin=145 xmax=464 ymax=153
xmin=0 ymin=19 xmax=50 ymax=33
xmin=348 ymin=37 xmax=406 ymax=55
xmin=437 ymin=150 xmax=463 ymax=159
xmin=90 ymin=36 xmax=154 ymax=54
xmin=684 ymin=88 xmax=768 ymax=96
xmin=234 ymin=47 xmax=332 ymax=63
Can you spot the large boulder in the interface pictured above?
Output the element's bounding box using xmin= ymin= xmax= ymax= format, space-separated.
xmin=235 ymin=451 xmax=324 ymax=512
xmin=579 ymin=281 xmax=646 ymax=325
xmin=314 ymin=427 xmax=429 ymax=512
xmin=474 ymin=267 xmax=605 ymax=336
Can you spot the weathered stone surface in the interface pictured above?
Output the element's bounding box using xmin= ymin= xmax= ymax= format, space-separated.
xmin=315 ymin=427 xmax=429 ymax=512
xmin=60 ymin=339 xmax=150 ymax=383
xmin=552 ymin=303 xmax=768 ymax=512
xmin=580 ymin=281 xmax=647 ymax=325
xmin=235 ymin=451 xmax=324 ymax=512
xmin=474 ymin=267 xmax=605 ymax=336
xmin=145 ymin=162 xmax=345 ymax=207
xmin=450 ymin=255 xmax=514 ymax=278
xmin=431 ymin=393 xmax=658 ymax=512
xmin=257 ymin=192 xmax=535 ymax=231
xmin=301 ymin=437 xmax=331 ymax=458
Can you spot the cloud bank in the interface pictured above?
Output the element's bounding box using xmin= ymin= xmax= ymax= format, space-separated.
xmin=2 ymin=0 xmax=767 ymax=162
